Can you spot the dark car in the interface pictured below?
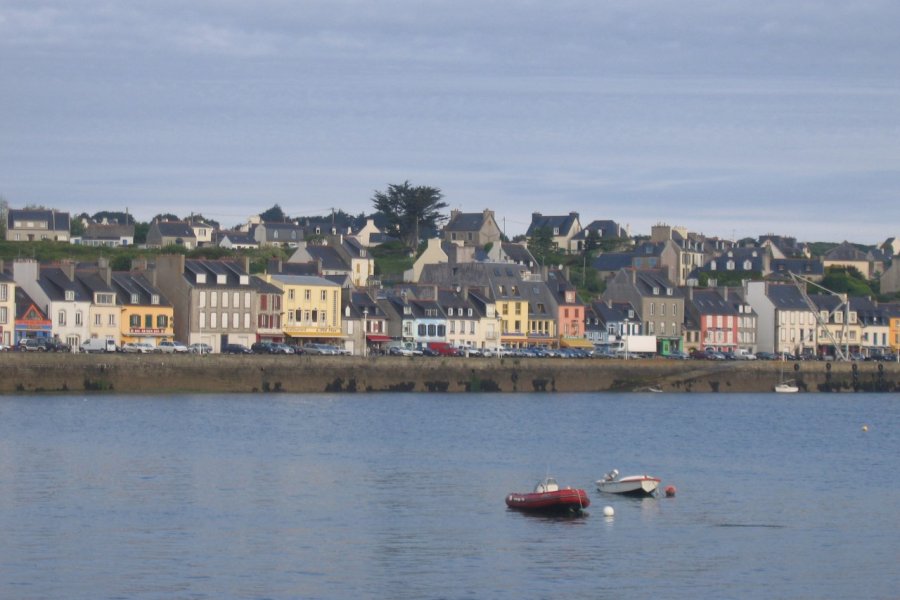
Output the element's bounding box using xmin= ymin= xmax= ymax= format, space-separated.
xmin=42 ymin=338 xmax=72 ymax=352
xmin=755 ymin=351 xmax=777 ymax=360
xmin=222 ymin=343 xmax=252 ymax=354
xmin=689 ymin=349 xmax=709 ymax=360
xmin=251 ymin=342 xmax=277 ymax=354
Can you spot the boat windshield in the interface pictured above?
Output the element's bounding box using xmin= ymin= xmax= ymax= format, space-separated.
xmin=534 ymin=478 xmax=559 ymax=493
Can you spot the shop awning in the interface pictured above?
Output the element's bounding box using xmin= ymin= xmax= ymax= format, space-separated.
xmin=366 ymin=334 xmax=391 ymax=342
xmin=560 ymin=338 xmax=594 ymax=349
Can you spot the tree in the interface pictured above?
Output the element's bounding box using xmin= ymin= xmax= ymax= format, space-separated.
xmin=528 ymin=226 xmax=555 ymax=266
xmin=0 ymin=195 xmax=8 ymax=238
xmin=583 ymin=229 xmax=600 ymax=255
xmin=371 ymin=181 xmax=448 ymax=252
xmin=92 ymin=211 xmax=135 ymax=225
xmin=153 ymin=213 xmax=179 ymax=223
xmin=259 ymin=204 xmax=287 ymax=223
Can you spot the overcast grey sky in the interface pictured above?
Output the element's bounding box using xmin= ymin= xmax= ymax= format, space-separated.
xmin=2 ymin=1 xmax=898 ymax=243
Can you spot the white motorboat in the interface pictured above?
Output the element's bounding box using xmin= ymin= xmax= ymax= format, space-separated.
xmin=775 ymin=380 xmax=799 ymax=393
xmin=596 ymin=469 xmax=661 ymax=497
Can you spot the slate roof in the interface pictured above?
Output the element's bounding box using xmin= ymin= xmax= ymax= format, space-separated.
xmin=7 ymin=209 xmax=70 ymax=231
xmin=526 ymin=212 xmax=579 ymax=236
xmin=500 ymin=242 xmax=536 ymax=265
xmin=15 ymin=287 xmax=48 ymax=321
xmin=770 ymin=259 xmax=824 ymax=277
xmin=444 ymin=212 xmax=487 ymax=232
xmin=183 ymin=259 xmax=249 ymax=288
xmin=824 ymin=241 xmax=869 ymax=261
xmin=702 ymin=247 xmax=766 ymax=272
xmin=218 ymin=231 xmax=258 ymax=246
xmin=83 ymin=223 xmax=134 ymax=240
xmin=306 ymin=246 xmax=349 ymax=271
xmin=766 ymin=284 xmax=810 ymax=310
xmin=592 ymin=253 xmax=635 ymax=272
xmin=590 ymin=300 xmax=635 ymax=325
xmin=572 ymin=220 xmax=624 ymax=240
xmin=111 ymin=272 xmax=171 ymax=306
xmin=269 ymin=274 xmax=340 ymax=288
xmin=686 ymin=290 xmax=739 ymax=316
xmin=155 ymin=221 xmax=196 ymax=238
xmin=249 ymin=275 xmax=283 ymax=296
xmin=39 ymin=267 xmax=92 ymax=302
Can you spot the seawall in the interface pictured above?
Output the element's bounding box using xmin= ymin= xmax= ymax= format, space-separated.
xmin=1 ymin=354 xmax=898 ymax=394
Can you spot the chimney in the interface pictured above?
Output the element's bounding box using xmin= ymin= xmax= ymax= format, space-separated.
xmin=60 ymin=260 xmax=75 ymax=281
xmin=606 ymin=298 xmax=612 ymax=309
xmin=98 ymin=257 xmax=112 ymax=286
xmin=631 ymin=268 xmax=637 ymax=285
xmin=242 ymin=256 xmax=250 ymax=274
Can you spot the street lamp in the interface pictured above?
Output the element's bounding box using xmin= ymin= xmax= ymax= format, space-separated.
xmin=362 ymin=307 xmax=369 ymax=358
xmin=623 ymin=318 xmax=630 ymax=361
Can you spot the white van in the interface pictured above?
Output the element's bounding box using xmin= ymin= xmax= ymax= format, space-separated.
xmin=80 ymin=338 xmax=118 ymax=353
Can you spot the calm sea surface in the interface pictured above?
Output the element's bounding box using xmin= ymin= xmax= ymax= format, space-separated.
xmin=1 ymin=393 xmax=897 ymax=599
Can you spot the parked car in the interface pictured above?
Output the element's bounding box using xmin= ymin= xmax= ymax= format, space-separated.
xmin=18 ymin=338 xmax=45 ymax=352
xmin=304 ymin=343 xmax=340 ymax=355
xmin=80 ymin=338 xmax=117 ymax=353
xmin=755 ymin=351 xmax=777 ymax=360
xmin=121 ymin=342 xmax=155 ymax=354
xmin=271 ymin=343 xmax=296 ymax=354
xmin=251 ymin=342 xmax=278 ymax=354
xmin=158 ymin=340 xmax=188 ymax=353
xmin=188 ymin=343 xmax=213 ymax=354
xmin=0 ymin=342 xmax=11 ymax=352
xmin=222 ymin=343 xmax=252 ymax=354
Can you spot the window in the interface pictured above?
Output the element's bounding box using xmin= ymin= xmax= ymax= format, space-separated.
xmin=199 ymin=292 xmax=206 ymax=308
xmin=211 ymin=312 xmax=217 ymax=328
xmin=222 ymin=292 xmax=229 ymax=308
xmin=130 ymin=315 xmax=140 ymax=328
xmin=418 ymin=324 xmax=426 ymax=336
xmin=97 ymin=293 xmax=114 ymax=305
xmin=321 ymin=290 xmax=327 ymax=301
xmin=260 ymin=295 xmax=268 ymax=310
xmin=448 ymin=308 xmax=454 ymax=316
xmin=470 ymin=321 xmax=475 ymax=334
xmin=305 ymin=290 xmax=311 ymax=300
xmin=233 ymin=313 xmax=239 ymax=329
xmin=244 ymin=292 xmax=251 ymax=308
xmin=75 ymin=311 xmax=83 ymax=326
xmin=157 ymin=315 xmax=168 ymax=328
xmin=151 ymin=294 xmax=159 ymax=305
xmin=222 ymin=312 xmax=229 ymax=329
xmin=94 ymin=314 xmax=101 ymax=326
xmin=108 ymin=314 xmax=115 ymax=326
xmin=0 ymin=307 xmax=6 ymax=324
xmin=234 ymin=292 xmax=240 ymax=308
xmin=210 ymin=292 xmax=218 ymax=308
xmin=244 ymin=313 xmax=251 ymax=329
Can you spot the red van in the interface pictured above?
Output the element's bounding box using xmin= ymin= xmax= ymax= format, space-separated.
xmin=426 ymin=342 xmax=461 ymax=356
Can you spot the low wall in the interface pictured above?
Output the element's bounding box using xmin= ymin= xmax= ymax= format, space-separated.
xmin=1 ymin=354 xmax=898 ymax=394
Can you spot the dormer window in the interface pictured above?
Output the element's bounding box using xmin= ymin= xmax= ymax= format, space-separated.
xmin=196 ymin=273 xmax=207 ymax=284
xmin=131 ymin=293 xmax=139 ymax=304
xmin=65 ymin=290 xmax=75 ymax=301
xmin=653 ymin=287 xmax=659 ymax=295
xmin=666 ymin=288 xmax=673 ymax=296
xmin=217 ymin=274 xmax=226 ymax=284
xmin=239 ymin=275 xmax=249 ymax=285
xmin=151 ymin=294 xmax=160 ymax=305
xmin=553 ymin=227 xmax=559 ymax=235
xmin=403 ymin=306 xmax=412 ymax=315
xmin=448 ymin=308 xmax=454 ymax=316
xmin=468 ymin=308 xmax=473 ymax=317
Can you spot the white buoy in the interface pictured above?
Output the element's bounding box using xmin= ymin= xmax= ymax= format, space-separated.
xmin=862 ymin=424 xmax=868 ymax=432
xmin=603 ymin=506 xmax=615 ymax=517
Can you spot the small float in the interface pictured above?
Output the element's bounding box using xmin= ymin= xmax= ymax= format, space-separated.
xmin=505 ymin=477 xmax=590 ymax=513
xmin=596 ymin=469 xmax=661 ymax=497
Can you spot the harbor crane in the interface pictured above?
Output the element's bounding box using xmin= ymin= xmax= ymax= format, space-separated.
xmin=788 ymin=272 xmax=850 ymax=362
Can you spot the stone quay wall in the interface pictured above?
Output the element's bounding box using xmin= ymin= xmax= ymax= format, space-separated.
xmin=1 ymin=354 xmax=897 ymax=394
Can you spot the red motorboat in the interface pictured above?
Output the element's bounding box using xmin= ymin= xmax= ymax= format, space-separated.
xmin=505 ymin=477 xmax=590 ymax=513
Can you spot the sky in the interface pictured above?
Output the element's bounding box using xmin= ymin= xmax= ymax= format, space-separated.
xmin=2 ymin=1 xmax=899 ymax=244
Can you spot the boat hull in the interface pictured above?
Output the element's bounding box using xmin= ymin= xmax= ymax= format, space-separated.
xmin=505 ymin=488 xmax=590 ymax=513
xmin=596 ymin=475 xmax=661 ymax=497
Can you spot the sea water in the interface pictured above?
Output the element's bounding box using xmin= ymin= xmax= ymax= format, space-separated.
xmin=0 ymin=393 xmax=897 ymax=599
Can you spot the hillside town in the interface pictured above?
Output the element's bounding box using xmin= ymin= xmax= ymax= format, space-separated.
xmin=2 ymin=204 xmax=900 ymax=361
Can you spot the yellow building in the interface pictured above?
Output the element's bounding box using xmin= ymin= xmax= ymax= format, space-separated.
xmin=267 ymin=275 xmax=343 ymax=343
xmin=112 ymin=273 xmax=175 ymax=346
xmin=890 ymin=315 xmax=900 ymax=354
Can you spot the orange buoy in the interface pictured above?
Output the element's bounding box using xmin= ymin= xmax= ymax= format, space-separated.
xmin=664 ymin=485 xmax=677 ymax=497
